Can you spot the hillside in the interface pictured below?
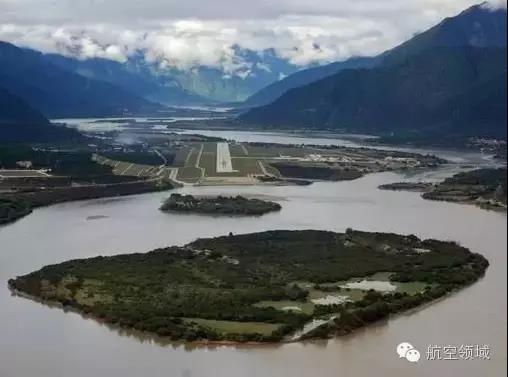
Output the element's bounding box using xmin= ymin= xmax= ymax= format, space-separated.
xmin=243 ymin=46 xmax=506 ymax=138
xmin=382 ymin=2 xmax=507 ymax=67
xmin=242 ymin=56 xmax=380 ymax=107
xmin=241 ymin=4 xmax=507 ymax=140
xmin=0 ymin=41 xmax=160 ymax=118
xmin=0 ymin=87 xmax=78 ymax=142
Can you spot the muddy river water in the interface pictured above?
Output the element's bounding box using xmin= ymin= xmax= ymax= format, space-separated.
xmin=0 ymin=134 xmax=506 ymax=377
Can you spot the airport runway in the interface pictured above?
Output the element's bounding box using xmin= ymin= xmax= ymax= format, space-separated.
xmin=216 ymin=142 xmax=235 ymax=173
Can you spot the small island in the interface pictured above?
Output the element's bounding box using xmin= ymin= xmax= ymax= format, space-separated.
xmin=380 ymin=168 xmax=507 ymax=210
xmin=423 ymin=168 xmax=507 ymax=210
xmin=9 ymin=230 xmax=488 ymax=343
xmin=378 ymin=182 xmax=434 ymax=192
xmin=160 ymin=194 xmax=282 ymax=216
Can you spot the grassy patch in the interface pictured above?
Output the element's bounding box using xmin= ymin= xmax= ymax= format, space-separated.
xmin=231 ymin=158 xmax=263 ymax=175
xmin=253 ymin=300 xmax=315 ymax=315
xmin=177 ymin=167 xmax=202 ymax=183
xmin=228 ymin=144 xmax=247 ymax=157
xmin=185 ymin=145 xmax=202 ymax=167
xmin=183 ymin=318 xmax=282 ymax=336
xmin=173 ymin=147 xmax=193 ymax=167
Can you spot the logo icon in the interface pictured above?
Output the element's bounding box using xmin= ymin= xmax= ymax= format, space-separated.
xmin=397 ymin=342 xmax=421 ymax=363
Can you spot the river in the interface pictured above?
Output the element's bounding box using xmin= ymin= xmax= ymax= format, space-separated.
xmin=0 ymin=139 xmax=506 ymax=376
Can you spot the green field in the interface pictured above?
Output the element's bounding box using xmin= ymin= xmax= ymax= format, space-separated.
xmin=261 ymin=162 xmax=281 ymax=177
xmin=198 ymin=142 xmax=216 ymax=175
xmin=231 ymin=158 xmax=263 ymax=175
xmin=245 ymin=145 xmax=312 ymax=158
xmin=177 ymin=167 xmax=203 ymax=183
xmin=185 ymin=144 xmax=203 ymax=167
xmin=253 ymin=300 xmax=315 ymax=315
xmin=183 ymin=318 xmax=282 ymax=336
xmin=112 ymin=162 xmax=158 ymax=177
xmin=229 ymin=144 xmax=248 ymax=157
xmin=172 ymin=147 xmax=193 ymax=167
xmin=198 ymin=148 xmax=217 ymax=176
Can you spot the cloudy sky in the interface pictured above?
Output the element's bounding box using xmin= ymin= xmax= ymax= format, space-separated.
xmin=0 ymin=0 xmax=506 ymax=73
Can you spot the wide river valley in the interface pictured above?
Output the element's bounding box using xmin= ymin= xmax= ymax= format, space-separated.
xmin=0 ymin=131 xmax=506 ymax=377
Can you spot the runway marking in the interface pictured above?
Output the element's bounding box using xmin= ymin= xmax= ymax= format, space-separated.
xmin=216 ymin=143 xmax=235 ymax=173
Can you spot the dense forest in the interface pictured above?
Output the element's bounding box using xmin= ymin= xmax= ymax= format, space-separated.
xmin=160 ymin=194 xmax=282 ymax=216
xmin=423 ymin=168 xmax=507 ymax=209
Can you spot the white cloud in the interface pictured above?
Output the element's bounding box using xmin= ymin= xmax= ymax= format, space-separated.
xmin=0 ymin=0 xmax=504 ymax=74
xmin=482 ymin=0 xmax=507 ymax=9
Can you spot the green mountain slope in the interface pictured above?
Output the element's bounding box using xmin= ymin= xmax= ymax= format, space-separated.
xmin=241 ymin=4 xmax=507 ymax=139
xmin=242 ymin=47 xmax=507 ymax=138
xmin=242 ymin=56 xmax=381 ymax=107
xmin=0 ymin=87 xmax=78 ymax=142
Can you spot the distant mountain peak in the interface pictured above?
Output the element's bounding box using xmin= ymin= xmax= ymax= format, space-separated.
xmin=0 ymin=40 xmax=161 ymax=118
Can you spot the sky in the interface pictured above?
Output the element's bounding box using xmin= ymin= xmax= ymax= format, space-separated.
xmin=0 ymin=0 xmax=506 ymax=74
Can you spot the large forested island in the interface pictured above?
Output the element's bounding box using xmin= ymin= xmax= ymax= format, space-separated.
xmin=160 ymin=194 xmax=281 ymax=216
xmin=9 ymin=230 xmax=488 ymax=343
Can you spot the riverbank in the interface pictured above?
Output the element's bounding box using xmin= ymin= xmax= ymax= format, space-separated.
xmin=0 ymin=179 xmax=177 ymax=225
xmin=422 ymin=168 xmax=507 ymax=210
xmin=379 ymin=168 xmax=507 ymax=211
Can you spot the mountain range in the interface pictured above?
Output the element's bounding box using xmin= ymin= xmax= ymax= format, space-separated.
xmin=1 ymin=2 xmax=507 ymax=143
xmin=0 ymin=41 xmax=160 ymax=119
xmin=241 ymin=3 xmax=507 ymax=139
xmin=44 ymin=48 xmax=299 ymax=104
